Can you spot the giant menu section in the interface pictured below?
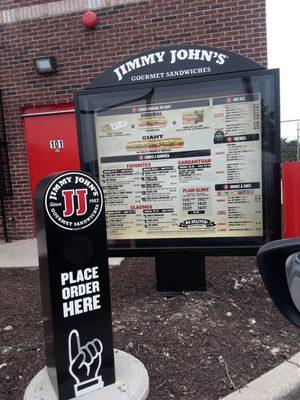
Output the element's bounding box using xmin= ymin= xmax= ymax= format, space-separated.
xmin=95 ymin=93 xmax=262 ymax=240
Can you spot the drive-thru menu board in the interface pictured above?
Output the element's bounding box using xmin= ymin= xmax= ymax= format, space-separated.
xmin=95 ymin=93 xmax=262 ymax=240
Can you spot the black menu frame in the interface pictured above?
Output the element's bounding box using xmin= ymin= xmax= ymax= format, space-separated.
xmin=75 ymin=48 xmax=280 ymax=257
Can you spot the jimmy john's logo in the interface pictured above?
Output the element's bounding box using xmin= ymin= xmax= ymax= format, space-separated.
xmin=45 ymin=172 xmax=103 ymax=231
xmin=113 ymin=48 xmax=229 ymax=82
xmin=179 ymin=219 xmax=216 ymax=228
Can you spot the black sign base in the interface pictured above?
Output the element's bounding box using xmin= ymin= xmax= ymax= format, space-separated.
xmin=155 ymin=254 xmax=207 ymax=294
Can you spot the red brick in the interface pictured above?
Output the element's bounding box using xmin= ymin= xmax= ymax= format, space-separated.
xmin=0 ymin=0 xmax=267 ymax=239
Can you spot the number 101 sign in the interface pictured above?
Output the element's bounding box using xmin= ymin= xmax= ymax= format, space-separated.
xmin=50 ymin=139 xmax=64 ymax=149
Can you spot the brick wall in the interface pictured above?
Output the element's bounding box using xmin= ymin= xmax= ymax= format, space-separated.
xmin=0 ymin=0 xmax=267 ymax=240
xmin=0 ymin=1 xmax=45 ymax=10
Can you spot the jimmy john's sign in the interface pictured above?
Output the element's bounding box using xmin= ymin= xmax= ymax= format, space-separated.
xmin=87 ymin=45 xmax=264 ymax=88
xmin=113 ymin=48 xmax=229 ymax=82
xmin=76 ymin=45 xmax=281 ymax=256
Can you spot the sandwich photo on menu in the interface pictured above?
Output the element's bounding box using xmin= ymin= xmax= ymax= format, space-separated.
xmin=138 ymin=113 xmax=168 ymax=128
xmin=126 ymin=137 xmax=184 ymax=151
xmin=182 ymin=110 xmax=204 ymax=125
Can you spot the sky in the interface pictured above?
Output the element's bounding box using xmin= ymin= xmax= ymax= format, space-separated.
xmin=267 ymin=0 xmax=300 ymax=140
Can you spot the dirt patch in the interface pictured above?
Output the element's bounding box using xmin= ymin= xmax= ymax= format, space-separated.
xmin=1 ymin=256 xmax=300 ymax=400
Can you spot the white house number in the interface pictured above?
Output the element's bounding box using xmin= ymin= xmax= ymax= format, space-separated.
xmin=50 ymin=139 xmax=64 ymax=149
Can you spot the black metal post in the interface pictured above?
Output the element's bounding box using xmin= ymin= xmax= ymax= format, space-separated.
xmin=155 ymin=254 xmax=207 ymax=294
xmin=0 ymin=195 xmax=8 ymax=242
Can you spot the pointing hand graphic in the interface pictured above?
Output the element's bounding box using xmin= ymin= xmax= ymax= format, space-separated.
xmin=68 ymin=329 xmax=104 ymax=396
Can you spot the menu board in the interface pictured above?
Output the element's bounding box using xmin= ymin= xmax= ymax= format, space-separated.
xmin=95 ymin=93 xmax=263 ymax=240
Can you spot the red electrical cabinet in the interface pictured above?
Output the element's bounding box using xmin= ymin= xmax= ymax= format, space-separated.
xmin=282 ymin=161 xmax=300 ymax=238
xmin=23 ymin=104 xmax=81 ymax=207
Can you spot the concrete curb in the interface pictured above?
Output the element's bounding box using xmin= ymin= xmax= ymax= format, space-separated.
xmin=221 ymin=352 xmax=300 ymax=400
xmin=24 ymin=349 xmax=149 ymax=400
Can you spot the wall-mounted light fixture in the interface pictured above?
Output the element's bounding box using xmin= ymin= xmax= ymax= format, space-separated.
xmin=34 ymin=57 xmax=57 ymax=74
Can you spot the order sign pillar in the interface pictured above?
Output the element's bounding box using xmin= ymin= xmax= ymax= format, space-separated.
xmin=35 ymin=171 xmax=115 ymax=400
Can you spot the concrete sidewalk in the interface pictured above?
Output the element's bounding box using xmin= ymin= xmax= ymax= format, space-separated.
xmin=0 ymin=239 xmax=124 ymax=268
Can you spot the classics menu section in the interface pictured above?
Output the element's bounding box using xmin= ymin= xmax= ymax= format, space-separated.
xmin=95 ymin=93 xmax=262 ymax=240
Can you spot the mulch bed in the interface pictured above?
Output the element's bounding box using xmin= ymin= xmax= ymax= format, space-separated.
xmin=1 ymin=256 xmax=300 ymax=400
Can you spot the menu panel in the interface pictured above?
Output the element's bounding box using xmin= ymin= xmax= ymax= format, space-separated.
xmin=95 ymin=93 xmax=262 ymax=240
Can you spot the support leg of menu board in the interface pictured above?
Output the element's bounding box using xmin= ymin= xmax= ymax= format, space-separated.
xmin=155 ymin=255 xmax=207 ymax=294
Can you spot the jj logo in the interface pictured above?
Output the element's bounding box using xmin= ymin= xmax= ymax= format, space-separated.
xmin=45 ymin=172 xmax=103 ymax=231
xmin=62 ymin=189 xmax=88 ymax=217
